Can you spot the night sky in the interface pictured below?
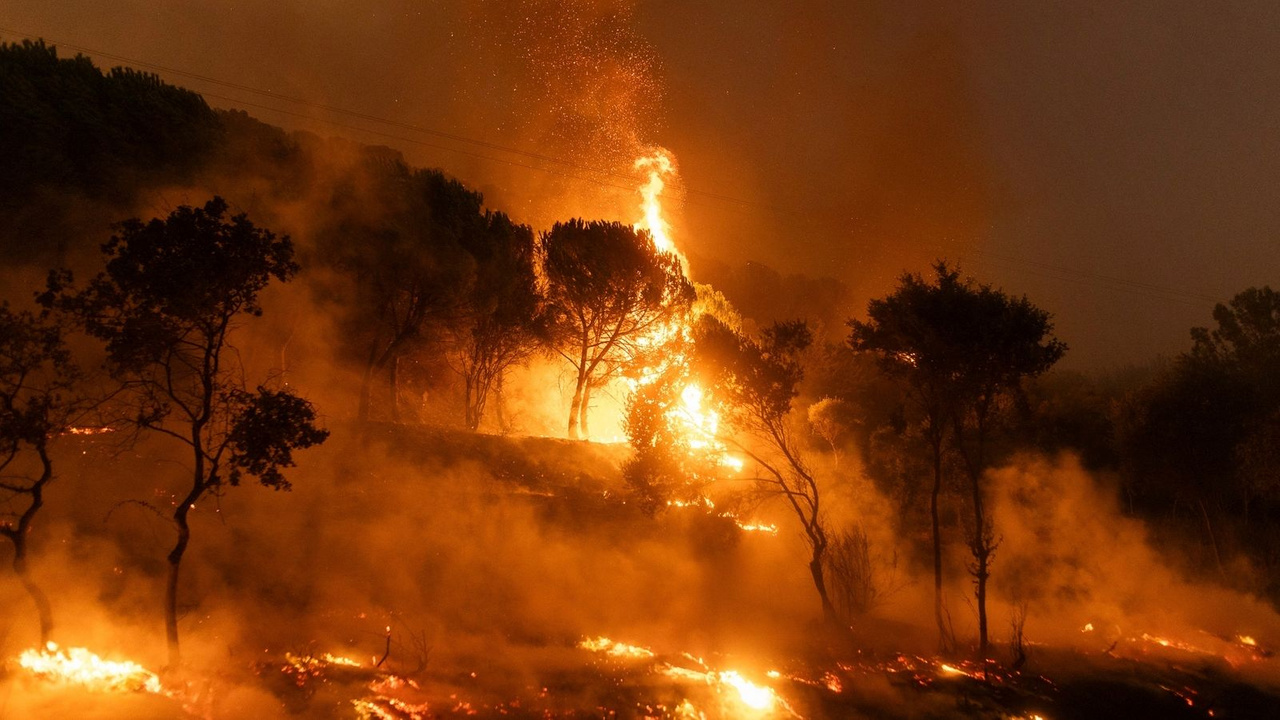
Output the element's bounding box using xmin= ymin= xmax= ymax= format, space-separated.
xmin=4 ymin=0 xmax=1278 ymax=367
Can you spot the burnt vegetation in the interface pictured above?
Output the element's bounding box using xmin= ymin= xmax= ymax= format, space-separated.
xmin=2 ymin=39 xmax=1280 ymax=720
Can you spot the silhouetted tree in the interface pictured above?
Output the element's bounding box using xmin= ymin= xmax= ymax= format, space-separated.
xmin=43 ymin=197 xmax=328 ymax=667
xmin=449 ymin=211 xmax=541 ymax=431
xmin=694 ymin=316 xmax=841 ymax=625
xmin=0 ymin=40 xmax=222 ymax=264
xmin=542 ymin=219 xmax=694 ymax=439
xmin=1122 ymin=286 xmax=1280 ymax=583
xmin=318 ymin=165 xmax=479 ymax=421
xmin=0 ymin=305 xmax=78 ymax=646
xmin=850 ymin=262 xmax=1065 ymax=658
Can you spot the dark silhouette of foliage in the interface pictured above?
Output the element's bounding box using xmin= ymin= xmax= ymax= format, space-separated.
xmin=316 ymin=163 xmax=481 ymax=422
xmin=0 ymin=305 xmax=79 ymax=646
xmin=542 ymin=219 xmax=694 ymax=439
xmin=849 ymin=262 xmax=1065 ymax=658
xmin=42 ymin=197 xmax=327 ymax=667
xmin=0 ymin=40 xmax=221 ymax=259
xmin=1122 ymin=286 xmax=1280 ymax=588
xmin=448 ymin=211 xmax=542 ymax=431
xmin=693 ymin=315 xmax=842 ymax=625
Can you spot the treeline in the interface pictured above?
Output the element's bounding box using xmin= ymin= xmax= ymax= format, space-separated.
xmin=0 ymin=40 xmax=833 ymax=431
xmin=807 ymin=280 xmax=1280 ymax=603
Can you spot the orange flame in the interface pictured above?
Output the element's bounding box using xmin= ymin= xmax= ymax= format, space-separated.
xmin=634 ymin=148 xmax=679 ymax=262
xmin=18 ymin=642 xmax=164 ymax=694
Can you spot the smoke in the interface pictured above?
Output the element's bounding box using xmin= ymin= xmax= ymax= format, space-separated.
xmin=987 ymin=454 xmax=1280 ymax=670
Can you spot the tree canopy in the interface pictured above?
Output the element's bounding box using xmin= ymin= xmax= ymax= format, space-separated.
xmin=43 ymin=196 xmax=327 ymax=666
xmin=542 ymin=219 xmax=694 ymax=439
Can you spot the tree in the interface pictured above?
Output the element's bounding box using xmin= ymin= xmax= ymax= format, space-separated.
xmin=622 ymin=283 xmax=745 ymax=510
xmin=317 ymin=164 xmax=480 ymax=421
xmin=693 ymin=316 xmax=841 ymax=625
xmin=0 ymin=305 xmax=78 ymax=646
xmin=542 ymin=219 xmax=694 ymax=439
xmin=448 ymin=211 xmax=541 ymax=431
xmin=849 ymin=262 xmax=1064 ymax=657
xmin=43 ymin=197 xmax=328 ymax=667
xmin=1121 ymin=286 xmax=1280 ymax=582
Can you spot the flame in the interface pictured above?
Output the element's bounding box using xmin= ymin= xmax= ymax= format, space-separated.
xmin=634 ymin=148 xmax=679 ymax=261
xmin=66 ymin=426 xmax=114 ymax=435
xmin=674 ymin=699 xmax=706 ymax=719
xmin=622 ymin=149 xmax=744 ymax=473
xmin=734 ymin=521 xmax=779 ymax=535
xmin=719 ymin=670 xmax=775 ymax=711
xmin=579 ymin=636 xmax=656 ymax=659
xmin=18 ymin=642 xmax=164 ymax=694
xmin=661 ymin=665 xmax=787 ymax=715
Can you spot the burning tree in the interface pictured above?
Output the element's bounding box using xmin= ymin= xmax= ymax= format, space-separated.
xmin=623 ymin=284 xmax=745 ymax=509
xmin=849 ymin=262 xmax=1064 ymax=657
xmin=693 ymin=316 xmax=842 ymax=625
xmin=542 ymin=219 xmax=694 ymax=439
xmin=42 ymin=197 xmax=329 ymax=667
xmin=0 ymin=305 xmax=78 ymax=646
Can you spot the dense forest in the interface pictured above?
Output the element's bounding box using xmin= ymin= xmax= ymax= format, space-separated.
xmin=3 ymin=39 xmax=1280 ymax=719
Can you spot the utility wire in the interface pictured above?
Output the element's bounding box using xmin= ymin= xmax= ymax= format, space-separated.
xmin=1 ymin=26 xmax=1223 ymax=309
xmin=0 ymin=25 xmax=767 ymax=211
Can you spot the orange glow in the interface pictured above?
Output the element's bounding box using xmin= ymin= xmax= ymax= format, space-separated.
xmin=579 ymin=636 xmax=657 ymax=659
xmin=634 ymin=148 xmax=679 ymax=261
xmin=18 ymin=642 xmax=164 ymax=694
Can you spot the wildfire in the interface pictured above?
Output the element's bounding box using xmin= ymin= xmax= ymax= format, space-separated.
xmin=634 ymin=148 xmax=679 ymax=261
xmin=66 ymin=425 xmax=114 ymax=435
xmin=662 ymin=665 xmax=788 ymax=715
xmin=579 ymin=636 xmax=657 ymax=659
xmin=734 ymin=521 xmax=779 ymax=535
xmin=624 ymin=148 xmax=744 ymax=475
xmin=18 ymin=642 xmax=164 ymax=694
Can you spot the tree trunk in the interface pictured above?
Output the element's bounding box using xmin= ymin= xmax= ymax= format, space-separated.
xmin=1196 ymin=497 xmax=1228 ymax=582
xmin=930 ymin=434 xmax=947 ymax=650
xmin=464 ymin=373 xmax=479 ymax=431
xmin=972 ymin=420 xmax=990 ymax=660
xmin=972 ymin=493 xmax=990 ymax=659
xmin=166 ymin=480 xmax=203 ymax=668
xmin=567 ymin=372 xmax=586 ymax=439
xmin=809 ymin=549 xmax=840 ymax=626
xmin=578 ymin=383 xmax=593 ymax=439
xmin=12 ymin=536 xmax=53 ymax=646
xmin=165 ymin=509 xmax=191 ymax=668
xmin=388 ymin=355 xmax=400 ymax=423
xmin=358 ymin=344 xmax=379 ymax=421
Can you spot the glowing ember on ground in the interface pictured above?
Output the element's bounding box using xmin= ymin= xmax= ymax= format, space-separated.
xmin=661 ymin=665 xmax=791 ymax=716
xmin=734 ymin=521 xmax=779 ymax=534
xmin=579 ymin=636 xmax=657 ymax=659
xmin=673 ymin=698 xmax=706 ymax=719
xmin=719 ymin=670 xmax=775 ymax=710
xmin=66 ymin=426 xmax=114 ymax=435
xmin=18 ymin=642 xmax=164 ymax=694
xmin=352 ymin=696 xmax=432 ymax=720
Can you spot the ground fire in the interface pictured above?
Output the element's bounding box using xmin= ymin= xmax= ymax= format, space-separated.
xmin=2 ymin=8 xmax=1280 ymax=720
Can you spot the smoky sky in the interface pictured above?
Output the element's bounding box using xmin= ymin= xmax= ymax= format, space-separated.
xmin=3 ymin=0 xmax=1278 ymax=368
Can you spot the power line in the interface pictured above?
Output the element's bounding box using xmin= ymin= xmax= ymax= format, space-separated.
xmin=1 ymin=26 xmax=1225 ymax=310
xmin=0 ymin=26 xmax=771 ymax=213
xmin=959 ymin=250 xmax=1218 ymax=307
